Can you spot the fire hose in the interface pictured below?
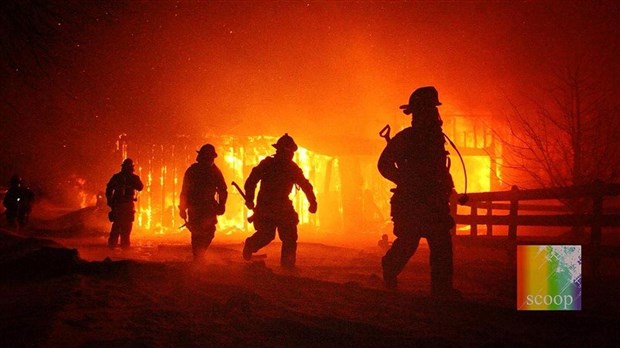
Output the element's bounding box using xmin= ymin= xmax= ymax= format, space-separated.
xmin=380 ymin=124 xmax=469 ymax=205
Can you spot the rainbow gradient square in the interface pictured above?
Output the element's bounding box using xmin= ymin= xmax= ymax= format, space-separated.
xmin=517 ymin=245 xmax=582 ymax=310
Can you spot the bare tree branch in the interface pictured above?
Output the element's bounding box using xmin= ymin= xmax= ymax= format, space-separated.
xmin=498 ymin=51 xmax=620 ymax=211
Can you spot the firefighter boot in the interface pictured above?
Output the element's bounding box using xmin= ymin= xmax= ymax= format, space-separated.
xmin=431 ymin=275 xmax=462 ymax=299
xmin=382 ymin=257 xmax=398 ymax=290
xmin=242 ymin=240 xmax=253 ymax=261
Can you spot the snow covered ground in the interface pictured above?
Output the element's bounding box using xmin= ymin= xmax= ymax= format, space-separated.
xmin=1 ymin=213 xmax=619 ymax=346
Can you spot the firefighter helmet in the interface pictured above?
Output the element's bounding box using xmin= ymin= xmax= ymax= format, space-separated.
xmin=121 ymin=158 xmax=134 ymax=169
xmin=399 ymin=86 xmax=442 ymax=115
xmin=272 ymin=133 xmax=298 ymax=152
xmin=196 ymin=144 xmax=218 ymax=158
xmin=9 ymin=175 xmax=22 ymax=186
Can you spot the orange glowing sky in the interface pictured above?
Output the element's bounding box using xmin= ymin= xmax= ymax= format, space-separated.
xmin=1 ymin=0 xmax=618 ymax=192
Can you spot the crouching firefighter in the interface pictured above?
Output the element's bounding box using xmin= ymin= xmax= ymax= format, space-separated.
xmin=179 ymin=144 xmax=228 ymax=261
xmin=106 ymin=158 xmax=144 ymax=249
xmin=242 ymin=133 xmax=317 ymax=269
xmin=378 ymin=86 xmax=460 ymax=298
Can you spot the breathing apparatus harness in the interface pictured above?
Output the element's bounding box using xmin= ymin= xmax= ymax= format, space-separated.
xmin=379 ymin=124 xmax=469 ymax=205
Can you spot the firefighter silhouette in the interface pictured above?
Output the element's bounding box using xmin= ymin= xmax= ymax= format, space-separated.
xmin=179 ymin=144 xmax=228 ymax=260
xmin=2 ymin=175 xmax=35 ymax=231
xmin=105 ymin=158 xmax=144 ymax=249
xmin=378 ymin=86 xmax=460 ymax=297
xmin=242 ymin=133 xmax=317 ymax=269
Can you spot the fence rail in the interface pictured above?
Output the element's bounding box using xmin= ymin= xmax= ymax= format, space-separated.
xmin=450 ymin=181 xmax=620 ymax=244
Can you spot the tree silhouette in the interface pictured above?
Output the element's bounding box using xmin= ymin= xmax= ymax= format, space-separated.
xmin=500 ymin=52 xmax=620 ymax=213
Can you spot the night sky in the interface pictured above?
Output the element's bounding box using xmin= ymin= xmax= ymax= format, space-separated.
xmin=1 ymin=0 xmax=618 ymax=197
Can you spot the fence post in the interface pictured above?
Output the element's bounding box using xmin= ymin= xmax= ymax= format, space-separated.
xmin=591 ymin=180 xmax=603 ymax=245
xmin=508 ymin=185 xmax=519 ymax=240
xmin=470 ymin=201 xmax=478 ymax=237
xmin=591 ymin=180 xmax=604 ymax=277
xmin=486 ymin=201 xmax=493 ymax=236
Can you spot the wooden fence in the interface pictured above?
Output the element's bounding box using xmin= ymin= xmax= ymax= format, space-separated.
xmin=450 ymin=181 xmax=620 ymax=245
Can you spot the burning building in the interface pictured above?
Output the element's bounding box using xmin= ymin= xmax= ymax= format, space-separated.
xmin=115 ymin=133 xmax=389 ymax=241
xmin=443 ymin=114 xmax=503 ymax=194
xmin=113 ymin=113 xmax=502 ymax=241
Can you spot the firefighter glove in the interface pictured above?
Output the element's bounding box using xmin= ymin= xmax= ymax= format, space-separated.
xmin=309 ymin=200 xmax=318 ymax=214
